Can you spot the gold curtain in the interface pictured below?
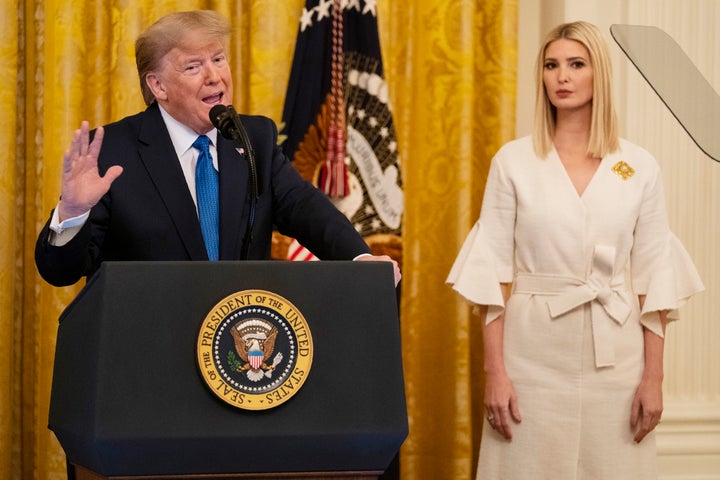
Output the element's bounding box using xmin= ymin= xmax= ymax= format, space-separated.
xmin=2 ymin=0 xmax=516 ymax=478
xmin=380 ymin=1 xmax=518 ymax=478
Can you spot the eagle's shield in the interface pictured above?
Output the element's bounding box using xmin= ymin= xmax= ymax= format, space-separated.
xmin=248 ymin=350 xmax=264 ymax=370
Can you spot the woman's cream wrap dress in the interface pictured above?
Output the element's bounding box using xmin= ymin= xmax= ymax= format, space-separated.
xmin=447 ymin=136 xmax=704 ymax=479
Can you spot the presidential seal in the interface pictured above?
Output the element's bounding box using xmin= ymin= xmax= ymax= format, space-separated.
xmin=196 ymin=290 xmax=313 ymax=410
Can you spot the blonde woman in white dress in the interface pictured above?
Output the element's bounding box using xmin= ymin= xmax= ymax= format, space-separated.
xmin=447 ymin=21 xmax=703 ymax=479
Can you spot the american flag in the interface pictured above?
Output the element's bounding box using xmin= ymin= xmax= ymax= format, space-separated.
xmin=278 ymin=0 xmax=403 ymax=262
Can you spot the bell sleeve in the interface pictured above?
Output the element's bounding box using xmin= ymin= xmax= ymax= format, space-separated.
xmin=447 ymin=154 xmax=516 ymax=324
xmin=630 ymin=162 xmax=704 ymax=336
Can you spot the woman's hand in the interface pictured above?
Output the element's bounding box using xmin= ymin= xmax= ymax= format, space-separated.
xmin=630 ymin=375 xmax=663 ymax=443
xmin=632 ymin=301 xmax=667 ymax=443
xmin=484 ymin=370 xmax=522 ymax=440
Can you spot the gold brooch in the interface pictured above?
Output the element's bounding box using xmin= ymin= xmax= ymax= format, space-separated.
xmin=611 ymin=161 xmax=635 ymax=180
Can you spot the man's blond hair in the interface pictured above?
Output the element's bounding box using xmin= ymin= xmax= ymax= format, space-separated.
xmin=135 ymin=10 xmax=231 ymax=106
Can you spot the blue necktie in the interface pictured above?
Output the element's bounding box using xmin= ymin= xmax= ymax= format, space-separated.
xmin=193 ymin=135 xmax=219 ymax=260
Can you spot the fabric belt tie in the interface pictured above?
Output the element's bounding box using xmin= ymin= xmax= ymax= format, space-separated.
xmin=513 ymin=245 xmax=631 ymax=368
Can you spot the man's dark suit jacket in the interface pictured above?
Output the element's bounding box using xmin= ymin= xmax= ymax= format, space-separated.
xmin=35 ymin=102 xmax=370 ymax=287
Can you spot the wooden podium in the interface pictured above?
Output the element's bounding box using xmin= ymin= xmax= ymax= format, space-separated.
xmin=74 ymin=465 xmax=381 ymax=480
xmin=50 ymin=261 xmax=407 ymax=479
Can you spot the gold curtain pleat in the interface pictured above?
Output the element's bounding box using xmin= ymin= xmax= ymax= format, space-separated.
xmin=3 ymin=1 xmax=516 ymax=478
xmin=1 ymin=2 xmax=21 ymax=480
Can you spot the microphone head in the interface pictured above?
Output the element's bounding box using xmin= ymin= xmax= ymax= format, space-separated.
xmin=209 ymin=104 xmax=238 ymax=140
xmin=209 ymin=104 xmax=227 ymax=122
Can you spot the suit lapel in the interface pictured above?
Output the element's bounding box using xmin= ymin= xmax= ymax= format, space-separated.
xmin=217 ymin=135 xmax=249 ymax=259
xmin=137 ymin=104 xmax=209 ymax=260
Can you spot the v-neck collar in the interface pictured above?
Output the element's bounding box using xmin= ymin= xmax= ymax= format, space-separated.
xmin=550 ymin=147 xmax=606 ymax=200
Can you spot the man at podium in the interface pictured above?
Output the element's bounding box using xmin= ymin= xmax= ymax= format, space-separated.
xmin=34 ymin=10 xmax=400 ymax=288
xmin=35 ymin=10 xmax=402 ymax=480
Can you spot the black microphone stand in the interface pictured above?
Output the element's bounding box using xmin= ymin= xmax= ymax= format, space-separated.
xmin=210 ymin=105 xmax=259 ymax=260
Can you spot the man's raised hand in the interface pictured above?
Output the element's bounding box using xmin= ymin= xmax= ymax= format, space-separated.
xmin=57 ymin=122 xmax=123 ymax=221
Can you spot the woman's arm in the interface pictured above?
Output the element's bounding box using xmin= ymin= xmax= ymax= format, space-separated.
xmin=631 ymin=294 xmax=668 ymax=443
xmin=482 ymin=283 xmax=521 ymax=440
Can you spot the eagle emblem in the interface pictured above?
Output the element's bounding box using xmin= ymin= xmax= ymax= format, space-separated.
xmin=197 ymin=289 xmax=313 ymax=410
xmin=230 ymin=319 xmax=284 ymax=382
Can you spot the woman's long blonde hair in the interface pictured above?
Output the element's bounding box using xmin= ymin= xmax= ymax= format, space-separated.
xmin=532 ymin=21 xmax=619 ymax=158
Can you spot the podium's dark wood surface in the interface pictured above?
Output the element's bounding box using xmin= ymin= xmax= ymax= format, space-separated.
xmin=75 ymin=465 xmax=381 ymax=480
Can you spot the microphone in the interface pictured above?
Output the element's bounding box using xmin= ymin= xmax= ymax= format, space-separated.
xmin=210 ymin=104 xmax=240 ymax=140
xmin=208 ymin=104 xmax=259 ymax=260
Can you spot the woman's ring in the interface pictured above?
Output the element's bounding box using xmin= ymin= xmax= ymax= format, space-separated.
xmin=487 ymin=413 xmax=495 ymax=421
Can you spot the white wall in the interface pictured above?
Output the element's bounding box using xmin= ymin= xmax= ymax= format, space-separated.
xmin=517 ymin=1 xmax=720 ymax=478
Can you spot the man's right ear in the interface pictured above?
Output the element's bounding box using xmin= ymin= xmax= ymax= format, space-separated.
xmin=145 ymin=73 xmax=167 ymax=102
